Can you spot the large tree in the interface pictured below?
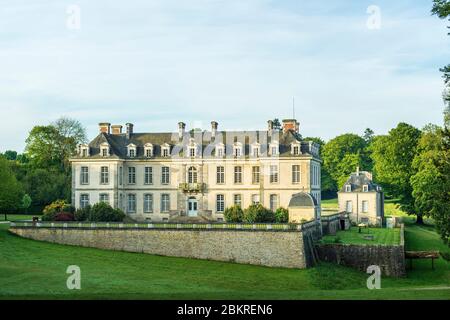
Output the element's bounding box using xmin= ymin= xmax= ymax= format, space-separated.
xmin=322 ymin=133 xmax=372 ymax=193
xmin=370 ymin=123 xmax=422 ymax=222
xmin=24 ymin=117 xmax=86 ymax=208
xmin=0 ymin=157 xmax=23 ymax=220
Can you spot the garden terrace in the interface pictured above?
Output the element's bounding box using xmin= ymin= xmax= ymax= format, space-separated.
xmin=321 ymin=226 xmax=401 ymax=245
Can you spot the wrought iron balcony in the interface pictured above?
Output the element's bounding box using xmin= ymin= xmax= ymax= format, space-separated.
xmin=179 ymin=183 xmax=206 ymax=193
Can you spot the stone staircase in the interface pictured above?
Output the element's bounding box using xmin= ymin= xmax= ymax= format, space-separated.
xmin=169 ymin=214 xmax=214 ymax=223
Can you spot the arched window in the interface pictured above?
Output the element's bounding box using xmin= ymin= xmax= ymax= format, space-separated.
xmin=188 ymin=166 xmax=198 ymax=184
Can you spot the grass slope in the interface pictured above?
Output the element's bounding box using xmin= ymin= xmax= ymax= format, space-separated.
xmin=0 ymin=217 xmax=449 ymax=300
xmin=322 ymin=227 xmax=400 ymax=245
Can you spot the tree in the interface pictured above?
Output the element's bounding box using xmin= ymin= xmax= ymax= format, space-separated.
xmin=411 ymin=124 xmax=450 ymax=243
xmin=322 ymin=134 xmax=371 ymax=193
xmin=2 ymin=150 xmax=17 ymax=161
xmin=272 ymin=119 xmax=282 ymax=131
xmin=0 ymin=158 xmax=23 ymax=220
xmin=370 ymin=123 xmax=422 ymax=222
xmin=21 ymin=194 xmax=32 ymax=215
xmin=223 ymin=205 xmax=244 ymax=222
xmin=363 ymin=128 xmax=375 ymax=144
xmin=25 ymin=125 xmax=63 ymax=169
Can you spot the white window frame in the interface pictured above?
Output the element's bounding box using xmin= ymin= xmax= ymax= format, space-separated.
xmin=363 ymin=185 xmax=369 ymax=192
xmin=144 ymin=166 xmax=153 ymax=185
xmin=270 ymin=194 xmax=278 ymax=211
xmin=161 ymin=194 xmax=170 ymax=213
xmin=291 ymin=142 xmax=300 ymax=155
xmin=234 ymin=166 xmax=243 ymax=184
xmin=99 ymin=193 xmax=110 ymax=204
xmin=362 ymin=200 xmax=369 ymax=213
xmin=128 ymin=167 xmax=136 ymax=184
xmin=80 ymin=166 xmax=89 ymax=185
xmin=127 ymin=144 xmax=137 ymax=158
xmin=100 ymin=166 xmax=109 ymax=184
xmin=252 ymin=166 xmax=260 ymax=184
xmin=233 ymin=143 xmax=243 ymax=158
xmin=80 ymin=194 xmax=90 ymax=208
xmin=215 ymin=143 xmax=225 ymax=158
xmin=144 ymin=194 xmax=153 ymax=213
xmin=161 ymin=166 xmax=170 ymax=184
xmin=187 ymin=166 xmax=198 ymax=184
xmin=233 ymin=194 xmax=242 ymax=207
xmin=345 ymin=185 xmax=351 ymax=192
xmin=252 ymin=194 xmax=260 ymax=205
xmin=270 ymin=165 xmax=279 ymax=184
xmin=216 ymin=166 xmax=225 ymax=184
xmin=127 ymin=194 xmax=136 ymax=213
xmin=269 ymin=142 xmax=279 ymax=156
xmin=292 ymin=165 xmax=301 ymax=184
xmin=144 ymin=144 xmax=153 ymax=158
xmin=162 ymin=144 xmax=171 ymax=157
xmin=216 ymin=194 xmax=225 ymax=213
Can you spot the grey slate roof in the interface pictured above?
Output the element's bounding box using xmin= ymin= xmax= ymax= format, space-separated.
xmin=288 ymin=192 xmax=317 ymax=208
xmin=339 ymin=171 xmax=382 ymax=193
xmin=74 ymin=129 xmax=321 ymax=159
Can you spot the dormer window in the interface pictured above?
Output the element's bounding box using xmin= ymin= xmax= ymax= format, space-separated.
xmin=251 ymin=143 xmax=260 ymax=157
xmin=345 ymin=185 xmax=351 ymax=192
xmin=189 ymin=147 xmax=196 ymax=157
xmin=187 ymin=139 xmax=197 ymax=158
xmin=144 ymin=143 xmax=153 ymax=158
xmin=127 ymin=144 xmax=137 ymax=158
xmin=363 ymin=185 xmax=369 ymax=192
xmin=215 ymin=143 xmax=225 ymax=158
xmin=161 ymin=144 xmax=171 ymax=157
xmin=233 ymin=143 xmax=243 ymax=158
xmin=270 ymin=142 xmax=279 ymax=156
xmin=79 ymin=144 xmax=89 ymax=157
xmin=100 ymin=143 xmax=110 ymax=157
xmin=291 ymin=142 xmax=300 ymax=155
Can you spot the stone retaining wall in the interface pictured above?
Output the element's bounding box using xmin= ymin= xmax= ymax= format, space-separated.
xmin=316 ymin=225 xmax=406 ymax=277
xmin=10 ymin=227 xmax=310 ymax=269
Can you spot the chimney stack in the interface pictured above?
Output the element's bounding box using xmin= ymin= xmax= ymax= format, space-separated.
xmin=99 ymin=122 xmax=111 ymax=134
xmin=356 ymin=166 xmax=360 ymax=175
xmin=111 ymin=125 xmax=123 ymax=135
xmin=282 ymin=119 xmax=299 ymax=133
xmin=267 ymin=120 xmax=274 ymax=134
xmin=211 ymin=121 xmax=218 ymax=138
xmin=126 ymin=123 xmax=134 ymax=139
xmin=178 ymin=122 xmax=186 ymax=139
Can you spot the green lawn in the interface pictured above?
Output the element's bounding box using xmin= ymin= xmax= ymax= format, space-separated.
xmin=0 ymin=218 xmax=449 ymax=300
xmin=0 ymin=214 xmax=39 ymax=222
xmin=321 ymin=227 xmax=401 ymax=245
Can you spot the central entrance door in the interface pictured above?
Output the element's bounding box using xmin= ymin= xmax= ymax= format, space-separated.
xmin=188 ymin=198 xmax=198 ymax=216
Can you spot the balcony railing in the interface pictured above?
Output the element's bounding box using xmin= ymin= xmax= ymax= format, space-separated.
xmin=179 ymin=183 xmax=206 ymax=193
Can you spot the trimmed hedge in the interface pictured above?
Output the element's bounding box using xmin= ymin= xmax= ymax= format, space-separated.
xmin=223 ymin=205 xmax=244 ymax=222
xmin=75 ymin=202 xmax=125 ymax=222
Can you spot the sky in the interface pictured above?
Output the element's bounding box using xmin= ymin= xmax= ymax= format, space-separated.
xmin=0 ymin=0 xmax=449 ymax=152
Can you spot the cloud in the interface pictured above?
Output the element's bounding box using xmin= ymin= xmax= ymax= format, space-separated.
xmin=0 ymin=0 xmax=448 ymax=151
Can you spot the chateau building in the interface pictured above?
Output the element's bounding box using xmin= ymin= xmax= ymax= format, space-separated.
xmin=70 ymin=119 xmax=322 ymax=222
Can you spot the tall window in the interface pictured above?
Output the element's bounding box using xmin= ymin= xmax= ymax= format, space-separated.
xmin=127 ymin=194 xmax=136 ymax=213
xmin=129 ymin=149 xmax=136 ymax=158
xmin=145 ymin=148 xmax=153 ymax=157
xmin=80 ymin=166 xmax=89 ymax=185
xmin=101 ymin=148 xmax=108 ymax=157
xmin=144 ymin=194 xmax=153 ymax=213
xmin=80 ymin=194 xmax=89 ymax=208
xmin=345 ymin=185 xmax=351 ymax=192
xmin=346 ymin=200 xmax=353 ymax=213
xmin=119 ymin=166 xmax=123 ymax=186
xmin=270 ymin=165 xmax=279 ymax=183
xmin=161 ymin=194 xmax=170 ymax=213
xmin=189 ymin=147 xmax=196 ymax=157
xmin=234 ymin=194 xmax=242 ymax=207
xmin=144 ymin=167 xmax=153 ymax=185
xmin=252 ymin=146 xmax=260 ymax=157
xmin=162 ymin=147 xmax=170 ymax=157
xmin=292 ymin=145 xmax=300 ymax=155
xmin=99 ymin=193 xmax=109 ymax=204
xmin=100 ymin=166 xmax=109 ymax=184
xmin=216 ymin=147 xmax=224 ymax=157
xmin=234 ymin=146 xmax=242 ymax=157
xmin=216 ymin=166 xmax=225 ymax=184
xmin=270 ymin=194 xmax=278 ymax=211
xmin=362 ymin=200 xmax=369 ymax=213
xmin=252 ymin=166 xmax=260 ymax=184
xmin=81 ymin=148 xmax=88 ymax=157
xmin=234 ymin=166 xmax=242 ymax=184
xmin=188 ymin=167 xmax=198 ymax=183
xmin=161 ymin=167 xmax=170 ymax=184
xmin=252 ymin=194 xmax=260 ymax=205
xmin=128 ymin=167 xmax=136 ymax=184
xmin=292 ymin=165 xmax=301 ymax=184
xmin=216 ymin=194 xmax=225 ymax=212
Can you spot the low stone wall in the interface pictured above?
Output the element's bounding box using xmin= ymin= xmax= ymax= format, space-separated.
xmin=9 ymin=227 xmax=310 ymax=269
xmin=321 ymin=213 xmax=341 ymax=235
xmin=316 ymin=225 xmax=406 ymax=277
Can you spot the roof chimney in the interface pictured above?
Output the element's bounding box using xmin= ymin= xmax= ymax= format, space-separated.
xmin=211 ymin=121 xmax=218 ymax=138
xmin=267 ymin=120 xmax=274 ymax=134
xmin=126 ymin=123 xmax=134 ymax=139
xmin=282 ymin=119 xmax=299 ymax=133
xmin=99 ymin=122 xmax=111 ymax=134
xmin=356 ymin=166 xmax=360 ymax=175
xmin=178 ymin=122 xmax=186 ymax=139
xmin=111 ymin=125 xmax=123 ymax=135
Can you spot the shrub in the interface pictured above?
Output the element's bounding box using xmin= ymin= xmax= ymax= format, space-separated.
xmin=54 ymin=212 xmax=75 ymax=221
xmin=74 ymin=205 xmax=91 ymax=221
xmin=223 ymin=205 xmax=244 ymax=222
xmin=243 ymin=204 xmax=275 ymax=223
xmin=274 ymin=207 xmax=289 ymax=223
xmin=42 ymin=200 xmax=75 ymax=221
xmin=89 ymin=202 xmax=125 ymax=222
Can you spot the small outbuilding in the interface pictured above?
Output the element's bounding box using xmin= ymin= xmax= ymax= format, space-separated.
xmin=288 ymin=192 xmax=319 ymax=223
xmin=338 ymin=167 xmax=384 ymax=226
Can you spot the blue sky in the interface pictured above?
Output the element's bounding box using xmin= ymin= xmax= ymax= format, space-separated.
xmin=0 ymin=0 xmax=449 ymax=151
